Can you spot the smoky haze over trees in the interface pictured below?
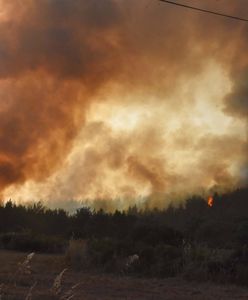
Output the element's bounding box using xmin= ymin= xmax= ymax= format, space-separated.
xmin=0 ymin=188 xmax=247 ymax=245
xmin=0 ymin=188 xmax=248 ymax=283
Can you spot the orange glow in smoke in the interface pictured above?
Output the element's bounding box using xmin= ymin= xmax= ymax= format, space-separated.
xmin=208 ymin=196 xmax=214 ymax=207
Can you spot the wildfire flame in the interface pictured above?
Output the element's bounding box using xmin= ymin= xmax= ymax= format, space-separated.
xmin=208 ymin=196 xmax=214 ymax=207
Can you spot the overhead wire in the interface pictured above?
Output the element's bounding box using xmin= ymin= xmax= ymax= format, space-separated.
xmin=158 ymin=0 xmax=248 ymax=22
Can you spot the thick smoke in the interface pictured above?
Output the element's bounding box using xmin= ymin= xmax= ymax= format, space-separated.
xmin=224 ymin=70 xmax=248 ymax=185
xmin=0 ymin=0 xmax=247 ymax=209
xmin=0 ymin=0 xmax=123 ymax=192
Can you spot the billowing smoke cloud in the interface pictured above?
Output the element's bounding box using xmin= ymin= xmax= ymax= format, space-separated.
xmin=0 ymin=0 xmax=124 ymax=191
xmin=224 ymin=69 xmax=248 ymax=185
xmin=0 ymin=0 xmax=247 ymax=209
xmin=225 ymin=71 xmax=248 ymax=118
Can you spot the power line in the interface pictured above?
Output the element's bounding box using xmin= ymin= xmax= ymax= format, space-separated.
xmin=159 ymin=0 xmax=248 ymax=22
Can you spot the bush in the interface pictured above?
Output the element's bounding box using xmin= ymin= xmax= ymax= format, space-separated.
xmin=131 ymin=224 xmax=183 ymax=247
xmin=182 ymin=245 xmax=236 ymax=283
xmin=153 ymin=244 xmax=182 ymax=277
xmin=236 ymin=221 xmax=248 ymax=246
xmin=0 ymin=232 xmax=66 ymax=253
xmin=65 ymin=239 xmax=89 ymax=270
xmin=87 ymin=238 xmax=116 ymax=269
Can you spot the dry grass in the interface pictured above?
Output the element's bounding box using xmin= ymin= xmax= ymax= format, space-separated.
xmin=51 ymin=269 xmax=67 ymax=296
xmin=0 ymin=250 xmax=248 ymax=299
xmin=0 ymin=251 xmax=81 ymax=300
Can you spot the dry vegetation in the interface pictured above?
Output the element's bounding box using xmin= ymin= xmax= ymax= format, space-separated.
xmin=0 ymin=250 xmax=248 ymax=300
xmin=1 ymin=188 xmax=248 ymax=299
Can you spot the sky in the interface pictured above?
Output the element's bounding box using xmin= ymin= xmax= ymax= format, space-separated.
xmin=0 ymin=0 xmax=247 ymax=211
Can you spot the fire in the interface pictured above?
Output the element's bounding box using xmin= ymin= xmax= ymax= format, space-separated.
xmin=208 ymin=196 xmax=214 ymax=207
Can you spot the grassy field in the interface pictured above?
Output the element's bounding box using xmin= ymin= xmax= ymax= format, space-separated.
xmin=0 ymin=250 xmax=248 ymax=300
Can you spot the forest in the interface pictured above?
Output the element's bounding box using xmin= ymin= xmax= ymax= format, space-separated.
xmin=0 ymin=187 xmax=248 ymax=285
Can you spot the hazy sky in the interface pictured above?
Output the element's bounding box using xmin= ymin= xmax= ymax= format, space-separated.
xmin=0 ymin=0 xmax=247 ymax=210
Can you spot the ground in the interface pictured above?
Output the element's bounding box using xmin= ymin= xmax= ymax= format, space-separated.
xmin=0 ymin=250 xmax=247 ymax=300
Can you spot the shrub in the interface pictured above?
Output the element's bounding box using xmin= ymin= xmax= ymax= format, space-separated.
xmin=131 ymin=224 xmax=183 ymax=247
xmin=153 ymin=244 xmax=182 ymax=277
xmin=0 ymin=232 xmax=66 ymax=253
xmin=65 ymin=239 xmax=88 ymax=270
xmin=87 ymin=238 xmax=116 ymax=269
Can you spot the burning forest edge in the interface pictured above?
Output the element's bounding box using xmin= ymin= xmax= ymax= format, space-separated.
xmin=0 ymin=187 xmax=248 ymax=287
xmin=0 ymin=0 xmax=248 ymax=298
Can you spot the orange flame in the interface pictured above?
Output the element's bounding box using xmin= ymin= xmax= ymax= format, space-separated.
xmin=208 ymin=196 xmax=214 ymax=207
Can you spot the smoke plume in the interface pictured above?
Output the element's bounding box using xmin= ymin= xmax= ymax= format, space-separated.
xmin=0 ymin=0 xmax=247 ymax=210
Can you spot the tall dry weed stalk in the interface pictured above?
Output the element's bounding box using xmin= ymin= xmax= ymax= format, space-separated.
xmin=0 ymin=253 xmax=36 ymax=299
xmin=51 ymin=268 xmax=81 ymax=300
xmin=0 ymin=252 xmax=81 ymax=300
xmin=60 ymin=283 xmax=81 ymax=300
xmin=17 ymin=253 xmax=35 ymax=276
xmin=51 ymin=268 xmax=67 ymax=296
xmin=25 ymin=281 xmax=37 ymax=300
